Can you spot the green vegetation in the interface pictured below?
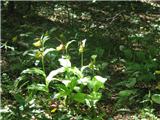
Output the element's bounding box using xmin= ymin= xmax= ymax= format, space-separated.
xmin=1 ymin=1 xmax=160 ymax=120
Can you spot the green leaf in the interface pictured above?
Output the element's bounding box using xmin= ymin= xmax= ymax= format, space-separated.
xmin=14 ymin=94 xmax=25 ymax=106
xmin=151 ymin=94 xmax=160 ymax=104
xmin=126 ymin=78 xmax=136 ymax=88
xmin=86 ymin=91 xmax=102 ymax=107
xmin=89 ymin=80 xmax=103 ymax=92
xmin=118 ymin=90 xmax=136 ymax=97
xmin=28 ymin=84 xmax=48 ymax=92
xmin=41 ymin=33 xmax=49 ymax=44
xmin=21 ymin=68 xmax=46 ymax=78
xmin=116 ymin=78 xmax=136 ymax=88
xmin=73 ymin=93 xmax=87 ymax=103
xmin=68 ymin=79 xmax=77 ymax=91
xmin=74 ymin=86 xmax=81 ymax=92
xmin=72 ymin=67 xmax=83 ymax=78
xmin=85 ymin=99 xmax=91 ymax=108
xmin=135 ymin=51 xmax=145 ymax=61
xmin=81 ymin=65 xmax=89 ymax=73
xmin=88 ymin=76 xmax=107 ymax=91
xmin=88 ymin=92 xmax=102 ymax=101
xmin=56 ymin=84 xmax=70 ymax=97
xmin=124 ymin=49 xmax=132 ymax=59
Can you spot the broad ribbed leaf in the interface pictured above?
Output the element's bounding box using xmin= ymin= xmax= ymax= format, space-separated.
xmin=14 ymin=94 xmax=25 ymax=106
xmin=43 ymin=48 xmax=55 ymax=56
xmin=73 ymin=93 xmax=87 ymax=103
xmin=94 ymin=76 xmax=107 ymax=83
xmin=59 ymin=58 xmax=71 ymax=67
xmin=28 ymin=84 xmax=48 ymax=92
xmin=151 ymin=94 xmax=160 ymax=104
xmin=89 ymin=76 xmax=107 ymax=91
xmin=46 ymin=67 xmax=65 ymax=85
xmin=65 ymin=40 xmax=76 ymax=50
xmin=118 ymin=90 xmax=136 ymax=97
xmin=21 ymin=68 xmax=46 ymax=78
xmin=78 ymin=77 xmax=90 ymax=85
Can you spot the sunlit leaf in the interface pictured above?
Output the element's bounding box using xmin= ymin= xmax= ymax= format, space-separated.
xmin=62 ymin=80 xmax=71 ymax=87
xmin=86 ymin=91 xmax=102 ymax=107
xmin=81 ymin=65 xmax=89 ymax=72
xmin=94 ymin=76 xmax=107 ymax=83
xmin=28 ymin=84 xmax=48 ymax=92
xmin=41 ymin=33 xmax=49 ymax=44
xmin=74 ymin=86 xmax=81 ymax=92
xmin=72 ymin=67 xmax=83 ymax=78
xmin=89 ymin=76 xmax=106 ymax=92
xmin=43 ymin=48 xmax=55 ymax=56
xmin=73 ymin=93 xmax=87 ymax=103
xmin=85 ymin=99 xmax=91 ymax=108
xmin=21 ymin=68 xmax=46 ymax=78
xmin=78 ymin=77 xmax=90 ymax=85
xmin=46 ymin=67 xmax=65 ymax=85
xmin=59 ymin=58 xmax=71 ymax=67
xmin=65 ymin=40 xmax=76 ymax=50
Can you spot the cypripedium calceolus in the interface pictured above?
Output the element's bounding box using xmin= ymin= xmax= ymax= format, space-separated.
xmin=79 ymin=39 xmax=86 ymax=53
xmin=56 ymin=44 xmax=64 ymax=51
xmin=33 ymin=40 xmax=41 ymax=47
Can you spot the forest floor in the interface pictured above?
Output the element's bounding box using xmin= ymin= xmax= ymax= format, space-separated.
xmin=2 ymin=5 xmax=160 ymax=119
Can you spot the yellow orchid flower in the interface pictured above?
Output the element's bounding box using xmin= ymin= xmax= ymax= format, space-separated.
xmin=35 ymin=51 xmax=42 ymax=59
xmin=51 ymin=108 xmax=57 ymax=113
xmin=33 ymin=40 xmax=41 ymax=47
xmin=56 ymin=44 xmax=64 ymax=51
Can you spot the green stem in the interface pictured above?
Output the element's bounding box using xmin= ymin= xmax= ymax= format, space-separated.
xmin=41 ymin=40 xmax=46 ymax=74
xmin=42 ymin=55 xmax=45 ymax=74
xmin=81 ymin=52 xmax=83 ymax=67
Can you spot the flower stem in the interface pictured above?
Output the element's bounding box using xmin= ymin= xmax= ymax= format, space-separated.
xmin=81 ymin=52 xmax=83 ymax=67
xmin=41 ymin=39 xmax=45 ymax=74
